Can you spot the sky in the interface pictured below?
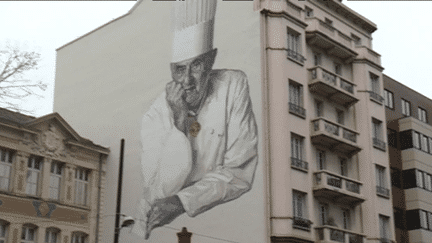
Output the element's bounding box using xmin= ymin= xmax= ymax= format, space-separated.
xmin=0 ymin=0 xmax=431 ymax=117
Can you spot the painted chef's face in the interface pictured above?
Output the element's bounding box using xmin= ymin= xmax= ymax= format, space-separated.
xmin=170 ymin=49 xmax=217 ymax=109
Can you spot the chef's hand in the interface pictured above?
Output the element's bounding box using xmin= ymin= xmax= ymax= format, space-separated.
xmin=166 ymin=81 xmax=188 ymax=134
xmin=145 ymin=195 xmax=186 ymax=239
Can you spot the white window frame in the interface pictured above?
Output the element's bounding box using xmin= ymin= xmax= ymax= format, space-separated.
xmin=379 ymin=215 xmax=390 ymax=240
xmin=428 ymin=212 xmax=432 ymax=231
xmin=372 ymin=119 xmax=383 ymax=140
xmin=370 ymin=73 xmax=380 ymax=95
xmin=313 ymin=52 xmax=321 ymax=66
xmin=21 ymin=225 xmax=37 ymax=243
xmin=384 ymin=89 xmax=394 ymax=109
xmin=50 ymin=162 xmax=63 ymax=200
xmin=291 ymin=134 xmax=303 ymax=160
xmin=0 ymin=148 xmax=13 ymax=192
xmin=416 ymin=170 xmax=425 ymax=189
xmin=75 ymin=168 xmax=90 ymax=206
xmin=45 ymin=228 xmax=59 ymax=243
xmin=317 ymin=149 xmax=326 ymax=170
xmin=413 ymin=131 xmax=421 ymax=149
xmin=401 ymin=99 xmax=411 ymax=116
xmin=292 ymin=190 xmax=307 ymax=219
xmin=421 ymin=134 xmax=429 ymax=153
xmin=425 ymin=173 xmax=432 ymax=191
xmin=287 ymin=29 xmax=301 ymax=55
xmin=418 ymin=107 xmax=427 ymax=123
xmin=420 ymin=210 xmax=428 ymax=229
xmin=71 ymin=232 xmax=88 ymax=243
xmin=319 ymin=203 xmax=328 ymax=225
xmin=289 ymin=81 xmax=303 ymax=107
xmin=342 ymin=208 xmax=351 ymax=230
xmin=26 ymin=156 xmax=42 ymax=196
xmin=340 ymin=158 xmax=348 ymax=177
xmin=376 ymin=165 xmax=387 ymax=188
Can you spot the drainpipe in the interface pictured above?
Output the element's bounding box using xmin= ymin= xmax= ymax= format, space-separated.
xmin=95 ymin=153 xmax=103 ymax=243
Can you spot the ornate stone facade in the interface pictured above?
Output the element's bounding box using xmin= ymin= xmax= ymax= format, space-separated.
xmin=0 ymin=109 xmax=109 ymax=243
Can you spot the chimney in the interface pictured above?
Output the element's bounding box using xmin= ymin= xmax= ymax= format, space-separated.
xmin=177 ymin=227 xmax=192 ymax=243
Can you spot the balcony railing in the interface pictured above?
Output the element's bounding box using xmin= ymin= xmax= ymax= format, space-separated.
xmin=287 ymin=49 xmax=306 ymax=64
xmin=308 ymin=66 xmax=358 ymax=107
xmin=291 ymin=157 xmax=308 ymax=172
xmin=316 ymin=226 xmax=365 ymax=243
xmin=376 ymin=186 xmax=390 ymax=198
xmin=311 ymin=118 xmax=360 ymax=155
xmin=313 ymin=171 xmax=364 ymax=205
xmin=289 ymin=102 xmax=306 ymax=118
xmin=293 ymin=217 xmax=312 ymax=231
xmin=373 ymin=137 xmax=386 ymax=151
xmin=369 ymin=91 xmax=385 ymax=104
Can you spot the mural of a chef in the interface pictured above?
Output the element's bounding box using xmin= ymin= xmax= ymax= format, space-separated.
xmin=132 ymin=0 xmax=258 ymax=239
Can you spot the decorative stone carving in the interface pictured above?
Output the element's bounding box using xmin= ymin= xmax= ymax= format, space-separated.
xmin=32 ymin=200 xmax=57 ymax=218
xmin=21 ymin=124 xmax=69 ymax=158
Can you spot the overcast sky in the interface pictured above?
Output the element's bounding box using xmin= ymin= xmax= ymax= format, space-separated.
xmin=1 ymin=0 xmax=431 ymax=117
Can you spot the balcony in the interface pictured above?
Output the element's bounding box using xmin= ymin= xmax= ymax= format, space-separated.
xmin=313 ymin=171 xmax=365 ymax=205
xmin=305 ymin=18 xmax=357 ymax=62
xmin=369 ymin=91 xmax=385 ymax=104
xmin=376 ymin=186 xmax=390 ymax=198
xmin=308 ymin=66 xmax=359 ymax=107
xmin=373 ymin=137 xmax=386 ymax=151
xmin=293 ymin=217 xmax=313 ymax=231
xmin=316 ymin=226 xmax=366 ymax=243
xmin=356 ymin=46 xmax=382 ymax=67
xmin=289 ymin=102 xmax=306 ymax=119
xmin=310 ymin=118 xmax=361 ymax=156
xmin=291 ymin=157 xmax=308 ymax=172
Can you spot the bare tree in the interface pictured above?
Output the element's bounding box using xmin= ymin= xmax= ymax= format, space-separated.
xmin=0 ymin=44 xmax=47 ymax=113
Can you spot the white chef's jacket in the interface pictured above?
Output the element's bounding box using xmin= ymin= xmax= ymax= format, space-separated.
xmin=133 ymin=69 xmax=258 ymax=237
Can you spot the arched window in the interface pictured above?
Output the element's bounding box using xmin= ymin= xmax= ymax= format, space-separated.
xmin=21 ymin=224 xmax=38 ymax=243
xmin=45 ymin=227 xmax=60 ymax=243
xmin=0 ymin=148 xmax=14 ymax=192
xmin=0 ymin=219 xmax=10 ymax=243
xmin=71 ymin=231 xmax=88 ymax=243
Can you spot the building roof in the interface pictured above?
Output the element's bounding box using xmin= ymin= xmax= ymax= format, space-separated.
xmin=0 ymin=108 xmax=109 ymax=154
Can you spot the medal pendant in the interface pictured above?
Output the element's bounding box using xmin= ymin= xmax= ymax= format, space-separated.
xmin=189 ymin=121 xmax=201 ymax=137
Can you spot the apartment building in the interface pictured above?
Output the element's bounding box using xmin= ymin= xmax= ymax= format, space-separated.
xmin=260 ymin=0 xmax=395 ymax=242
xmin=0 ymin=108 xmax=109 ymax=243
xmin=384 ymin=74 xmax=432 ymax=243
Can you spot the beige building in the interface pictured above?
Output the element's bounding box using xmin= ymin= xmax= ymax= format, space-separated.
xmin=52 ymin=0 xmax=395 ymax=242
xmin=0 ymin=108 xmax=109 ymax=243
xmin=259 ymin=0 xmax=395 ymax=242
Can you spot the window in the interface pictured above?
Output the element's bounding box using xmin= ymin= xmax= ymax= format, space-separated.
xmin=313 ymin=52 xmax=321 ymax=66
xmin=336 ymin=109 xmax=344 ymax=125
xmin=425 ymin=173 xmax=432 ymax=191
xmin=287 ymin=28 xmax=303 ymax=63
xmin=418 ymin=107 xmax=427 ymax=123
xmin=75 ymin=168 xmax=90 ymax=206
xmin=387 ymin=129 xmax=397 ymax=148
xmin=340 ymin=158 xmax=348 ymax=177
xmin=384 ymin=89 xmax=394 ymax=109
xmin=401 ymin=99 xmax=411 ymax=116
xmin=394 ymin=208 xmax=405 ymax=229
xmin=334 ymin=63 xmax=342 ymax=76
xmin=429 ymin=212 xmax=432 ymax=231
xmin=50 ymin=161 xmax=63 ymax=200
xmin=0 ymin=221 xmax=8 ymax=243
xmin=379 ymin=215 xmax=391 ymax=240
xmin=372 ymin=118 xmax=383 ymax=140
xmin=45 ymin=228 xmax=59 ymax=243
xmin=291 ymin=134 xmax=303 ymax=160
xmin=0 ymin=148 xmax=13 ymax=191
xmin=376 ymin=165 xmax=389 ymax=197
xmin=351 ymin=34 xmax=361 ymax=46
xmin=289 ymin=81 xmax=305 ymax=117
xmin=318 ymin=203 xmax=329 ymax=225
xmin=324 ymin=18 xmax=333 ymax=26
xmin=71 ymin=232 xmax=88 ymax=243
xmin=416 ymin=170 xmax=425 ymax=189
xmin=316 ymin=149 xmax=326 ymax=170
xmin=342 ymin=209 xmax=350 ymax=230
xmin=421 ymin=134 xmax=429 ymax=153
xmin=370 ymin=73 xmax=380 ymax=95
xmin=21 ymin=225 xmax=37 ymax=243
xmin=305 ymin=6 xmax=313 ymax=17
xmin=413 ymin=131 xmax=420 ymax=149
xmin=315 ymin=100 xmax=323 ymax=117
xmin=420 ymin=210 xmax=428 ymax=229
xmin=26 ymin=156 xmax=42 ymax=196
xmin=429 ymin=137 xmax=432 ymax=153
xmin=293 ymin=190 xmax=307 ymax=219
